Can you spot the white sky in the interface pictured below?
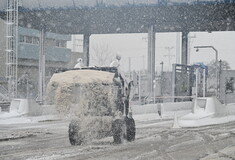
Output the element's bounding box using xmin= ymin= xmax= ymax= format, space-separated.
xmin=68 ymin=31 xmax=235 ymax=73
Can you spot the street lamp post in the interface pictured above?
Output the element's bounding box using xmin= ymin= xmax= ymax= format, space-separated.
xmin=153 ymin=79 xmax=156 ymax=104
xmin=194 ymin=46 xmax=218 ymax=97
xmin=160 ymin=62 xmax=164 ymax=96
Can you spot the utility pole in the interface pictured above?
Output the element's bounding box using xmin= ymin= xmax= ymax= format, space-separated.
xmin=148 ymin=25 xmax=155 ymax=97
xmin=203 ymin=69 xmax=206 ymax=97
xmin=176 ymin=33 xmax=181 ymax=64
xmin=188 ymin=33 xmax=196 ymax=64
xmin=129 ymin=57 xmax=131 ymax=78
xmin=38 ymin=29 xmax=46 ymax=104
xmin=160 ymin=61 xmax=164 ymax=75
xmin=6 ymin=0 xmax=19 ymax=99
xmin=160 ymin=61 xmax=164 ymax=96
xmin=142 ymin=55 xmax=145 ymax=72
xmin=219 ymin=59 xmax=222 ymax=99
xmin=138 ymin=70 xmax=141 ymax=104
xmin=153 ymin=79 xmax=156 ymax=104
xmin=164 ymin=46 xmax=175 ymax=71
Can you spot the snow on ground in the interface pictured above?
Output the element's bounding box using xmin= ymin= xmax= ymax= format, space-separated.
xmin=1 ymin=109 xmax=235 ymax=129
xmin=0 ymin=111 xmax=178 ymax=125
xmin=0 ymin=116 xmax=32 ymax=124
xmin=0 ymin=111 xmax=32 ymax=124
xmin=1 ymin=112 xmax=235 ymax=160
xmin=179 ymin=114 xmax=235 ymax=127
xmin=133 ymin=113 xmax=161 ymax=122
xmin=0 ymin=112 xmax=60 ymax=125
xmin=0 ymin=111 xmax=23 ymax=119
xmin=201 ymin=146 xmax=235 ymax=160
xmin=0 ymin=113 xmax=160 ymax=125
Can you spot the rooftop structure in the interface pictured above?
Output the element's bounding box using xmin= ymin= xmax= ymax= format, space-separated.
xmin=0 ymin=0 xmax=235 ymax=34
xmin=0 ymin=0 xmax=234 ymax=11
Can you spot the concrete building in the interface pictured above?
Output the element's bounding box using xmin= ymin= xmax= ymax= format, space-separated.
xmin=0 ymin=18 xmax=75 ymax=99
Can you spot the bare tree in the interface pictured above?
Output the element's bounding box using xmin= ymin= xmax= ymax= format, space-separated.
xmin=207 ymin=60 xmax=231 ymax=91
xmin=207 ymin=60 xmax=230 ymax=79
xmin=91 ymin=43 xmax=115 ymax=67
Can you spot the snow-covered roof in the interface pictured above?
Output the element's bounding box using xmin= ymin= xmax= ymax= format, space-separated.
xmin=49 ymin=69 xmax=115 ymax=85
xmin=0 ymin=0 xmax=232 ymax=11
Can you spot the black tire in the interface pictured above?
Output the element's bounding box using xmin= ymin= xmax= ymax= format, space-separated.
xmin=125 ymin=117 xmax=136 ymax=142
xmin=68 ymin=120 xmax=83 ymax=145
xmin=112 ymin=119 xmax=126 ymax=144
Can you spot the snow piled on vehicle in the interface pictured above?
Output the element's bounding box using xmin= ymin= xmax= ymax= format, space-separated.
xmin=46 ymin=69 xmax=117 ymax=117
xmin=46 ymin=69 xmax=120 ymax=144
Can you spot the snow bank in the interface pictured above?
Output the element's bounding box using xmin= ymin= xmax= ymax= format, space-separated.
xmin=179 ymin=115 xmax=235 ymax=127
xmin=0 ymin=116 xmax=32 ymax=124
xmin=179 ymin=97 xmax=235 ymax=127
xmin=0 ymin=99 xmax=61 ymax=125
xmin=0 ymin=115 xmax=59 ymax=125
xmin=0 ymin=111 xmax=22 ymax=119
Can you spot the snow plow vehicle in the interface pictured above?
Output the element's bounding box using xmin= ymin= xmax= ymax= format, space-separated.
xmin=46 ymin=67 xmax=135 ymax=145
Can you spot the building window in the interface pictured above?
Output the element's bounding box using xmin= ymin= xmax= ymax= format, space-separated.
xmin=33 ymin=37 xmax=40 ymax=44
xmin=56 ymin=40 xmax=60 ymax=47
xmin=61 ymin=40 xmax=67 ymax=48
xmin=19 ymin=35 xmax=25 ymax=43
xmin=19 ymin=35 xmax=41 ymax=45
xmin=55 ymin=40 xmax=67 ymax=48
xmin=25 ymin=36 xmax=33 ymax=43
xmin=46 ymin=38 xmax=56 ymax=46
xmin=19 ymin=36 xmax=67 ymax=47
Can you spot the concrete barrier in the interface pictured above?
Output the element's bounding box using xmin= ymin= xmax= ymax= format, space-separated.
xmin=179 ymin=97 xmax=235 ymax=127
xmin=161 ymin=101 xmax=193 ymax=115
xmin=131 ymin=104 xmax=159 ymax=115
xmin=28 ymin=99 xmax=59 ymax=116
xmin=8 ymin=99 xmax=58 ymax=116
xmin=131 ymin=101 xmax=193 ymax=117
xmin=10 ymin=99 xmax=29 ymax=115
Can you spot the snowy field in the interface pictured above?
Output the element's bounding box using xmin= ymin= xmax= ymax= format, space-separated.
xmin=1 ymin=113 xmax=235 ymax=160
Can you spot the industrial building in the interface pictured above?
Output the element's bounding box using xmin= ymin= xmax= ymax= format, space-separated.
xmin=0 ymin=18 xmax=73 ymax=100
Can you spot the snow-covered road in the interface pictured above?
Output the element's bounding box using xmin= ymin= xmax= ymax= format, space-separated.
xmin=0 ymin=115 xmax=235 ymax=160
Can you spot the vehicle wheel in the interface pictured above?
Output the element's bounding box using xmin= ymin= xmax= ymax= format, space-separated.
xmin=112 ymin=119 xmax=126 ymax=144
xmin=68 ymin=120 xmax=83 ymax=145
xmin=125 ymin=117 xmax=136 ymax=142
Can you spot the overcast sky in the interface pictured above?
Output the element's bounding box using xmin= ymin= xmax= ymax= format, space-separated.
xmin=68 ymin=31 xmax=235 ymax=73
